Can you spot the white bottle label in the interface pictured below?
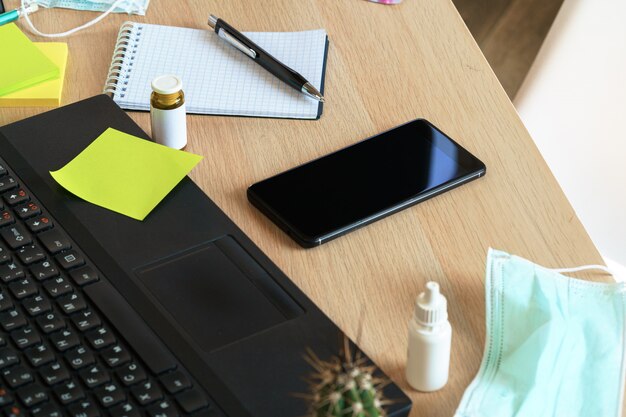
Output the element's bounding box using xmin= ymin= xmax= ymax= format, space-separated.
xmin=406 ymin=320 xmax=451 ymax=392
xmin=150 ymin=103 xmax=187 ymax=149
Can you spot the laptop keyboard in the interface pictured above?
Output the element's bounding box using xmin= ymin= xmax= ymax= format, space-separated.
xmin=0 ymin=160 xmax=214 ymax=417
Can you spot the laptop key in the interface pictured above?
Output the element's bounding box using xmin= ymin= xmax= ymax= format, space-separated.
xmin=38 ymin=229 xmax=71 ymax=254
xmin=40 ymin=362 xmax=70 ymax=386
xmin=94 ymin=382 xmax=125 ymax=408
xmin=4 ymin=405 xmax=25 ymax=417
xmin=86 ymin=326 xmax=115 ymax=350
xmin=0 ymin=309 xmax=27 ymax=331
xmin=69 ymin=266 xmax=98 ymax=286
xmin=175 ymin=388 xmax=209 ymax=413
xmin=0 ymin=244 xmax=11 ymax=264
xmin=24 ymin=343 xmax=55 ymax=367
xmin=23 ymin=294 xmax=52 ymax=316
xmin=14 ymin=202 xmax=41 ymax=220
xmin=0 ymin=348 xmax=19 ymax=369
xmin=9 ymin=277 xmax=37 ymax=299
xmin=116 ymin=363 xmax=146 ymax=387
xmin=32 ymin=402 xmax=63 ymax=417
xmin=0 ymin=291 xmax=13 ymax=312
xmin=110 ymin=402 xmax=141 ymax=417
xmin=26 ymin=217 xmax=53 ymax=233
xmin=0 ymin=262 xmax=25 ymax=283
xmin=65 ymin=346 xmax=95 ymax=370
xmin=50 ymin=328 xmax=80 ymax=352
xmin=79 ymin=364 xmax=110 ymax=388
xmin=36 ymin=312 xmax=66 ymax=334
xmin=43 ymin=276 xmax=74 ymax=298
xmin=67 ymin=398 xmax=100 ymax=417
xmin=72 ymin=309 xmax=101 ymax=332
xmin=65 ymin=346 xmax=96 ymax=369
xmin=55 ymin=250 xmax=85 ymax=270
xmin=17 ymin=244 xmax=46 ymax=265
xmin=0 ymin=224 xmax=31 ymax=249
xmin=0 ymin=387 xmax=13 ymax=407
xmin=3 ymin=190 xmax=29 ymax=207
xmin=57 ymin=292 xmax=86 ymax=315
xmin=101 ymin=344 xmax=130 ymax=368
xmin=161 ymin=370 xmax=191 ymax=394
xmin=0 ymin=177 xmax=17 ymax=193
xmin=147 ymin=399 xmax=179 ymax=417
xmin=3 ymin=366 xmax=34 ymax=388
xmin=131 ymin=379 xmax=163 ymax=406
xmin=11 ymin=326 xmax=41 ymax=349
xmin=30 ymin=260 xmax=59 ymax=282
xmin=54 ymin=379 xmax=85 ymax=405
xmin=0 ymin=212 xmax=15 ymax=228
xmin=17 ymin=383 xmax=48 ymax=407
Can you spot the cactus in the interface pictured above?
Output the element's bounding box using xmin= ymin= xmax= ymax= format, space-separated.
xmin=303 ymin=337 xmax=390 ymax=417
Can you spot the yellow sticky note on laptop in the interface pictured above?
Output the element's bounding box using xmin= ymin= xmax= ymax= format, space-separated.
xmin=0 ymin=23 xmax=59 ymax=96
xmin=0 ymin=43 xmax=68 ymax=107
xmin=50 ymin=128 xmax=202 ymax=220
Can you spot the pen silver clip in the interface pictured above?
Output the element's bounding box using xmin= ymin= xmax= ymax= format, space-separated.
xmin=217 ymin=28 xmax=257 ymax=59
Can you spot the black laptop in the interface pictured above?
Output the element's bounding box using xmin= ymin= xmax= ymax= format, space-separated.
xmin=0 ymin=95 xmax=411 ymax=417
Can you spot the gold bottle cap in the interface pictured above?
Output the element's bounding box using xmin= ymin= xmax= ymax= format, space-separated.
xmin=151 ymin=75 xmax=183 ymax=95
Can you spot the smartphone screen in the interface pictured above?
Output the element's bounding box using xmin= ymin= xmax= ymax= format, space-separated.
xmin=248 ymin=119 xmax=486 ymax=247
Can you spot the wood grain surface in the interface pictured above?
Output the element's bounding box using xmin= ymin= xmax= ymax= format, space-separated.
xmin=1 ymin=1 xmax=606 ymax=416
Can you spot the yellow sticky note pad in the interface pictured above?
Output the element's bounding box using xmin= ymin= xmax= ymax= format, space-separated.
xmin=0 ymin=23 xmax=59 ymax=96
xmin=50 ymin=128 xmax=202 ymax=221
xmin=0 ymin=43 xmax=68 ymax=107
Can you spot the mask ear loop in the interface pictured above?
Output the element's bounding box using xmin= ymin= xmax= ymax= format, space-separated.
xmin=20 ymin=0 xmax=127 ymax=38
xmin=551 ymin=264 xmax=620 ymax=282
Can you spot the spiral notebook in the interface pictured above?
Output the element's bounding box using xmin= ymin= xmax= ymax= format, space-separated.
xmin=104 ymin=22 xmax=329 ymax=119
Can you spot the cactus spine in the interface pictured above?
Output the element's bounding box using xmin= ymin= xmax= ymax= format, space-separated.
xmin=304 ymin=337 xmax=389 ymax=417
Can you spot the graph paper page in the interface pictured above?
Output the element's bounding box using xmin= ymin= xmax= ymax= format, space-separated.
xmin=112 ymin=23 xmax=327 ymax=119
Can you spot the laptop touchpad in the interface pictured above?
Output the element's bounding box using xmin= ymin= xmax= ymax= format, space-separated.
xmin=136 ymin=236 xmax=302 ymax=352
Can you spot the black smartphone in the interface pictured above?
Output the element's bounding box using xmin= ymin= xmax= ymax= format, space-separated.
xmin=248 ymin=119 xmax=486 ymax=248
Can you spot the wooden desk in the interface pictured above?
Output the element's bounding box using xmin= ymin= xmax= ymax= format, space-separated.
xmin=1 ymin=1 xmax=604 ymax=415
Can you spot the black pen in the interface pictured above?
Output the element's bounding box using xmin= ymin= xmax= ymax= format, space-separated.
xmin=207 ymin=15 xmax=325 ymax=102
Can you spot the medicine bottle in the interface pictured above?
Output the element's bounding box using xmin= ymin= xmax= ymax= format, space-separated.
xmin=150 ymin=74 xmax=187 ymax=149
xmin=406 ymin=281 xmax=452 ymax=392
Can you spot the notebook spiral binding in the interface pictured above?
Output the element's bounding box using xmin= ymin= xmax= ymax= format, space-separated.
xmin=103 ymin=21 xmax=142 ymax=99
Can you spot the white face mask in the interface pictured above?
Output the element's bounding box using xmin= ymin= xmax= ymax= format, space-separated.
xmin=20 ymin=0 xmax=150 ymax=37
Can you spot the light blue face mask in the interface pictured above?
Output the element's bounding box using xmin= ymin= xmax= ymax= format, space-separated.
xmin=455 ymin=249 xmax=626 ymax=417
xmin=34 ymin=0 xmax=149 ymax=15
xmin=19 ymin=0 xmax=150 ymax=37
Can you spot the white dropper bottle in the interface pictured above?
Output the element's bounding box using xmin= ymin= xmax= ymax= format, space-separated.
xmin=406 ymin=281 xmax=451 ymax=391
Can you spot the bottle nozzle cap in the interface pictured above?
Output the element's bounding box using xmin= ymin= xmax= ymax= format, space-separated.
xmin=424 ymin=281 xmax=440 ymax=304
xmin=414 ymin=281 xmax=447 ymax=326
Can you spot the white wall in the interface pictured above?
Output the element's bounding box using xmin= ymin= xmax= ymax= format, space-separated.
xmin=515 ymin=0 xmax=626 ymax=274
